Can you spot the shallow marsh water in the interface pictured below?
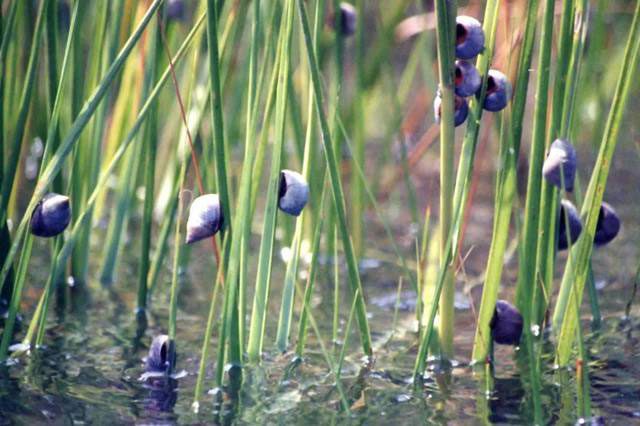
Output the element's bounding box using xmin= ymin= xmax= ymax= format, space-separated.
xmin=2 ymin=125 xmax=640 ymax=425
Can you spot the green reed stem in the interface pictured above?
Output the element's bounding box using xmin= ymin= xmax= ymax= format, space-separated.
xmin=507 ymin=0 xmax=556 ymax=420
xmin=205 ymin=0 xmax=232 ymax=227
xmin=99 ymin=119 xmax=143 ymax=284
xmin=350 ymin=0 xmax=365 ymax=258
xmin=247 ymin=1 xmax=281 ymax=216
xmin=331 ymin=229 xmax=340 ymax=343
xmin=15 ymin=0 xmax=79 ymax=350
xmin=418 ymin=207 xmax=432 ymax=326
xmin=416 ymin=0 xmax=500 ymax=370
xmin=148 ymin=19 xmax=208 ymax=297
xmin=147 ymin=193 xmax=178 ymax=294
xmin=532 ymin=0 xmax=575 ymax=326
xmin=574 ymin=285 xmax=592 ymax=420
xmin=295 ymin=183 xmax=328 ymax=357
xmin=0 ymin=0 xmax=13 ymax=307
xmin=33 ymin=0 xmax=65 ymax=347
xmin=193 ymin=237 xmax=227 ymax=412
xmin=247 ymin=0 xmax=294 ymax=363
xmin=70 ymin=0 xmax=106 ymax=285
xmin=586 ymin=262 xmax=601 ymax=328
xmin=88 ymin=2 xmax=126 ymax=204
xmin=205 ymin=0 xmax=239 ymax=379
xmin=293 ymin=279 xmax=350 ymax=412
xmin=561 ymin=0 xmax=590 ymax=140
xmin=329 ymin=0 xmax=343 ymax=347
xmin=275 ymin=0 xmax=321 ymax=353
xmin=137 ymin=15 xmax=162 ymax=313
xmin=554 ymin=0 xmax=640 ymax=366
xmin=625 ymin=258 xmax=640 ymax=319
xmin=0 ymin=0 xmax=78 ymax=358
xmin=336 ymin=116 xmax=417 ymax=293
xmin=237 ymin=0 xmax=270 ymax=350
xmin=194 ymin=0 xmax=242 ymax=386
xmin=169 ymin=166 xmax=188 ymax=342
xmin=0 ymin=0 xmax=48 ymax=221
xmin=0 ymin=0 xmax=18 ymax=76
xmin=0 ymin=0 xmax=165 ymax=295
xmin=434 ymin=0 xmax=457 ymax=362
xmin=514 ymin=0 xmax=554 ymax=321
xmin=0 ymin=237 xmax=33 ymax=359
xmin=2 ymin=10 xmax=201 ymax=352
xmin=197 ymin=0 xmax=267 ymax=392
xmin=336 ymin=288 xmax=360 ymax=378
xmin=28 ymin=8 xmax=203 ymax=352
xmin=296 ymin=0 xmax=372 ymax=357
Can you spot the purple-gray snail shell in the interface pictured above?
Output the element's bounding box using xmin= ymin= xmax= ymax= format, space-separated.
xmin=542 ymin=138 xmax=577 ymax=192
xmin=483 ymin=69 xmax=512 ymax=112
xmin=434 ymin=92 xmax=469 ymax=127
xmin=337 ymin=2 xmax=357 ymax=36
xmin=594 ymin=202 xmax=620 ymax=246
xmin=30 ymin=193 xmax=72 ymax=238
xmin=557 ymin=199 xmax=582 ymax=251
xmin=278 ymin=170 xmax=309 ymax=217
xmin=185 ymin=194 xmax=223 ymax=244
xmin=454 ymin=60 xmax=482 ymax=98
xmin=455 ymin=15 xmax=485 ymax=60
xmin=490 ymin=300 xmax=523 ymax=346
xmin=145 ymin=334 xmax=176 ymax=374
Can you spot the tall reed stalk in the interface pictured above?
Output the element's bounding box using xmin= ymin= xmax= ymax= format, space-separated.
xmin=531 ymin=0 xmax=576 ymax=326
xmin=247 ymin=0 xmax=295 ymax=363
xmin=514 ymin=0 xmax=554 ymax=321
xmin=296 ymin=0 xmax=372 ymax=357
xmin=416 ymin=0 xmax=500 ymax=372
xmin=3 ymin=5 xmax=204 ymax=358
xmin=434 ymin=0 xmax=458 ymax=362
xmin=0 ymin=0 xmax=166 ymax=360
xmin=136 ymin=13 xmax=163 ymax=313
xmin=69 ymin=0 xmax=106 ymax=285
xmin=350 ymin=0 xmax=365 ymax=258
xmin=472 ymin=0 xmax=539 ymax=363
xmin=0 ymin=0 xmax=47 ymax=222
xmin=275 ymin=0 xmax=322 ymax=353
xmin=554 ymin=0 xmax=640 ymax=366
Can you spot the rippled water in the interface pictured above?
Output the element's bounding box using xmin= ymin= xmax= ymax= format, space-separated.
xmin=1 ymin=247 xmax=639 ymax=425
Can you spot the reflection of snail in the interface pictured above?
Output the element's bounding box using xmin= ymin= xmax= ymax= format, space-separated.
xmin=30 ymin=193 xmax=71 ymax=237
xmin=142 ymin=335 xmax=178 ymax=413
xmin=185 ymin=194 xmax=223 ymax=244
xmin=278 ymin=170 xmax=309 ymax=217
xmin=543 ymin=139 xmax=577 ymax=192
xmin=490 ymin=300 xmax=523 ymax=346
xmin=143 ymin=376 xmax=178 ymax=413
